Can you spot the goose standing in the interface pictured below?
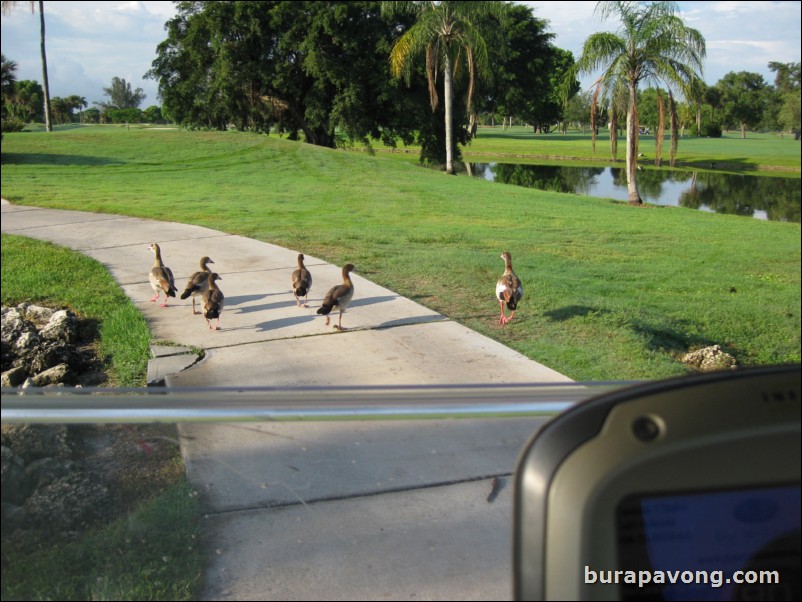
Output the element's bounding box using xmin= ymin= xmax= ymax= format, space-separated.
xmin=148 ymin=242 xmax=177 ymax=307
xmin=202 ymin=273 xmax=225 ymax=331
xmin=496 ymin=251 xmax=523 ymax=325
xmin=291 ymin=253 xmax=313 ymax=308
xmin=317 ymin=264 xmax=355 ymax=331
xmin=180 ymin=256 xmax=215 ymax=315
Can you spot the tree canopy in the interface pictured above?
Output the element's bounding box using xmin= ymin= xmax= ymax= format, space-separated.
xmin=97 ymin=76 xmax=147 ymax=111
xmin=768 ymin=61 xmax=801 ymax=137
xmin=715 ymin=71 xmax=772 ymax=139
xmin=147 ymin=0 xmax=573 ymax=167
xmin=477 ymin=3 xmax=577 ymax=134
xmin=148 ymin=1 xmax=423 ymax=149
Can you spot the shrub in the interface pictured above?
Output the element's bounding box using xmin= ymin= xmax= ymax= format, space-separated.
xmin=1 ymin=117 xmax=26 ymax=133
xmin=689 ymin=120 xmax=722 ymax=138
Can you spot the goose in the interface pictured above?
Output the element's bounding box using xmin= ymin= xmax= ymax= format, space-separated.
xmin=148 ymin=242 xmax=177 ymax=307
xmin=202 ymin=273 xmax=225 ymax=331
xmin=496 ymin=251 xmax=523 ymax=325
xmin=317 ymin=264 xmax=355 ymax=331
xmin=180 ymin=256 xmax=215 ymax=315
xmin=291 ymin=253 xmax=312 ymax=308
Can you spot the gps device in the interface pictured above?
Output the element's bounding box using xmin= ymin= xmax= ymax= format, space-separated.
xmin=513 ymin=365 xmax=801 ymax=601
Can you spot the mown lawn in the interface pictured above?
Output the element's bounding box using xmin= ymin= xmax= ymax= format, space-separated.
xmin=376 ymin=126 xmax=802 ymax=173
xmin=1 ymin=126 xmax=799 ymax=380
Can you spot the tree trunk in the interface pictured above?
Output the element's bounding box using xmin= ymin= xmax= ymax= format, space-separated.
xmin=444 ymin=51 xmax=454 ymax=174
xmin=626 ymin=81 xmax=642 ymax=204
xmin=655 ymin=92 xmax=664 ymax=167
xmin=38 ymin=1 xmax=52 ymax=132
xmin=610 ymin=108 xmax=619 ymax=161
xmin=741 ymin=122 xmax=747 ymax=139
xmin=669 ymin=92 xmax=678 ymax=167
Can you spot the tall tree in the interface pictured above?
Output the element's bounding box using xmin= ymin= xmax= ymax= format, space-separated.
xmin=1 ymin=54 xmax=18 ymax=98
xmin=476 ymin=4 xmax=577 ymax=134
xmin=65 ymin=94 xmax=87 ymax=122
xmin=383 ymin=1 xmax=508 ymax=174
xmin=563 ymin=90 xmax=594 ymax=133
xmin=564 ymin=1 xmax=705 ymax=204
xmin=148 ymin=1 xmax=419 ymax=149
xmin=769 ymin=61 xmax=801 ymax=137
xmin=1 ymin=1 xmax=52 ymax=131
xmin=4 ymin=79 xmax=43 ymax=122
xmin=97 ymin=76 xmax=146 ymax=111
xmin=715 ymin=71 xmax=771 ymax=139
xmin=1 ymin=53 xmax=19 ymax=131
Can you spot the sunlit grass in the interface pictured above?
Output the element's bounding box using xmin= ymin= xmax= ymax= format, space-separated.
xmin=2 ymin=127 xmax=799 ymax=380
xmin=370 ymin=126 xmax=802 ymax=172
xmin=1 ymin=234 xmax=151 ymax=386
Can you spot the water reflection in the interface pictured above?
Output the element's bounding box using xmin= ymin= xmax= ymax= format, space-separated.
xmin=468 ymin=163 xmax=801 ymax=222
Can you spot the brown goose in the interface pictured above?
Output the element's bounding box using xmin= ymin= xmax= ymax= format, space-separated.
xmin=202 ymin=273 xmax=225 ymax=331
xmin=148 ymin=243 xmax=177 ymax=307
xmin=317 ymin=263 xmax=355 ymax=331
xmin=180 ymin=256 xmax=215 ymax=315
xmin=292 ymin=253 xmax=313 ymax=308
xmin=496 ymin=251 xmax=523 ymax=325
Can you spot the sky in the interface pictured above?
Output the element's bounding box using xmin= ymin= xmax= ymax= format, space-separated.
xmin=1 ymin=1 xmax=800 ymax=107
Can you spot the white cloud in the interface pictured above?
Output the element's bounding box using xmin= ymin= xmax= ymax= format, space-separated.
xmin=2 ymin=1 xmax=799 ymax=107
xmin=522 ymin=0 xmax=800 ymax=88
xmin=2 ymin=1 xmax=175 ymax=104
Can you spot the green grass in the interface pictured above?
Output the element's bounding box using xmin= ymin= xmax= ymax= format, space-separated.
xmin=1 ymin=479 xmax=203 ymax=601
xmin=2 ymin=126 xmax=800 ymax=380
xmin=1 ymin=236 xmax=200 ymax=600
xmin=1 ymin=234 xmax=151 ymax=387
xmin=374 ymin=126 xmax=802 ymax=172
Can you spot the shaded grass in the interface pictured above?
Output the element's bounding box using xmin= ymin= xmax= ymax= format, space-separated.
xmin=2 ymin=127 xmax=799 ymax=380
xmin=1 ymin=234 xmax=151 ymax=386
xmin=1 ymin=479 xmax=203 ymax=601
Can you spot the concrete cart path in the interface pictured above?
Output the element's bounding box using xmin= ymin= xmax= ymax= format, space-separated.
xmin=2 ymin=200 xmax=573 ymax=600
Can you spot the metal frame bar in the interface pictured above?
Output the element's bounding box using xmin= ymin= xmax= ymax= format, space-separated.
xmin=2 ymin=382 xmax=635 ymax=423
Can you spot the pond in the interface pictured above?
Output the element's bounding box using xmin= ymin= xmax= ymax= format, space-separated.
xmin=466 ymin=163 xmax=801 ymax=222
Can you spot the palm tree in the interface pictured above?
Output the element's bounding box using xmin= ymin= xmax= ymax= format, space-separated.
xmin=567 ymin=1 xmax=705 ymax=204
xmin=1 ymin=53 xmax=18 ymax=98
xmin=2 ymin=0 xmax=52 ymax=132
xmin=66 ymin=94 xmax=87 ymax=122
xmin=382 ymin=1 xmax=506 ymax=174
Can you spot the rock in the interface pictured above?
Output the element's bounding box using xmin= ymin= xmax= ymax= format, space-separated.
xmin=27 ymin=341 xmax=82 ymax=376
xmin=1 ymin=446 xmax=30 ymax=505
xmin=13 ymin=329 xmax=41 ymax=354
xmin=25 ymin=457 xmax=76 ymax=490
xmin=1 ymin=365 xmax=28 ymax=388
xmin=1 ymin=501 xmax=28 ymax=537
xmin=681 ymin=345 xmax=737 ymax=372
xmin=39 ymin=310 xmax=78 ymax=343
xmin=1 ymin=307 xmax=36 ymax=348
xmin=19 ymin=304 xmax=55 ymax=327
xmin=1 ymin=303 xmax=119 ymax=540
xmin=0 ymin=424 xmax=73 ymax=462
xmin=2 ymin=305 xmax=93 ymax=388
xmin=30 ymin=363 xmax=72 ymax=387
xmin=24 ymin=472 xmax=111 ymax=533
